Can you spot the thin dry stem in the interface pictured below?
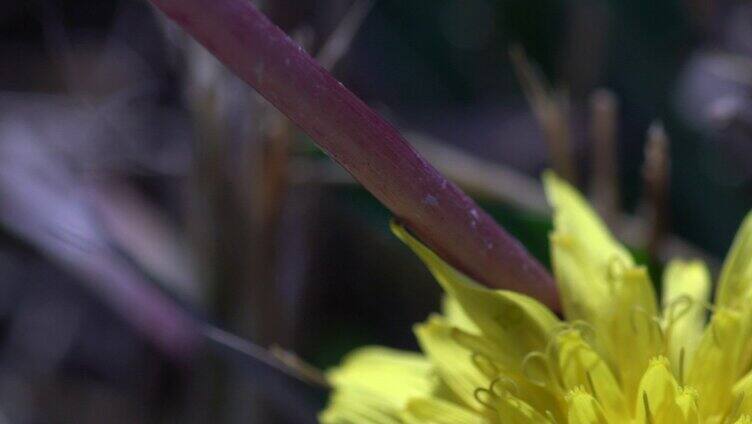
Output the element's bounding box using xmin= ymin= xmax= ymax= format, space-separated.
xmin=316 ymin=0 xmax=374 ymax=71
xmin=642 ymin=122 xmax=671 ymax=260
xmin=589 ymin=88 xmax=620 ymax=228
xmin=510 ymin=45 xmax=576 ymax=184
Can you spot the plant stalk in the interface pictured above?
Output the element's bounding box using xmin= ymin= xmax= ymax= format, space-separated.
xmin=150 ymin=0 xmax=559 ymax=309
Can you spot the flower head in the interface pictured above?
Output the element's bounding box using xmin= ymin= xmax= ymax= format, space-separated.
xmin=320 ymin=172 xmax=752 ymax=423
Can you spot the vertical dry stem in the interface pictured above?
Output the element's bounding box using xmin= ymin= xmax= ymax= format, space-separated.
xmin=590 ymin=89 xmax=620 ymax=228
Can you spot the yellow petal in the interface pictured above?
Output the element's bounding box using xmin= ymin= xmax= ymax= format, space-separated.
xmin=401 ymin=397 xmax=488 ymax=424
xmin=442 ymin=294 xmax=479 ymax=333
xmin=716 ymin=211 xmax=752 ymax=310
xmin=731 ymin=370 xmax=752 ymax=417
xmin=687 ymin=308 xmax=752 ymax=417
xmin=446 ymin=326 xmax=565 ymax=421
xmin=636 ymin=356 xmax=699 ymax=424
xmin=448 ymin=326 xmax=517 ymax=374
xmin=544 ymin=172 xmax=661 ymax=398
xmin=414 ymin=316 xmax=491 ymax=411
xmin=600 ymin=265 xmax=662 ymax=406
xmin=326 ymin=346 xmax=434 ymax=409
xmin=566 ymin=388 xmax=608 ymax=424
xmin=320 ymin=388 xmax=404 ymax=424
xmin=674 ymin=389 xmax=700 ymax=424
xmin=661 ymin=260 xmax=710 ymax=376
xmin=392 ymin=221 xmax=559 ymax=360
xmin=553 ymin=329 xmax=628 ymax=421
xmin=543 ymin=171 xmax=634 ymax=323
xmin=490 ymin=392 xmax=550 ymax=423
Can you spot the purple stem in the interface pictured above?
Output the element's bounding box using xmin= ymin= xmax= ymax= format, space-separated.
xmin=150 ymin=0 xmax=559 ymax=309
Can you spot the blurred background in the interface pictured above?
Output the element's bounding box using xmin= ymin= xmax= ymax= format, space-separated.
xmin=0 ymin=0 xmax=751 ymax=422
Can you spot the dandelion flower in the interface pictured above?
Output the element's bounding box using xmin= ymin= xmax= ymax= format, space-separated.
xmin=320 ymin=172 xmax=752 ymax=423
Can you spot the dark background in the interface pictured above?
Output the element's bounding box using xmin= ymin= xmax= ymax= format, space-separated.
xmin=0 ymin=0 xmax=750 ymax=422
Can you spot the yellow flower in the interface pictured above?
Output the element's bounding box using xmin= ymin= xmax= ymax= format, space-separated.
xmin=320 ymin=172 xmax=752 ymax=423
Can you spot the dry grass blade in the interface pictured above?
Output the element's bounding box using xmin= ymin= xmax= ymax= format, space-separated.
xmin=406 ymin=132 xmax=549 ymax=214
xmin=0 ymin=141 xmax=200 ymax=359
xmin=316 ymin=0 xmax=374 ymax=71
xmin=269 ymin=345 xmax=330 ymax=389
xmin=590 ymin=88 xmax=620 ymax=228
xmin=642 ymin=122 xmax=671 ymax=260
xmin=510 ymin=45 xmax=576 ymax=184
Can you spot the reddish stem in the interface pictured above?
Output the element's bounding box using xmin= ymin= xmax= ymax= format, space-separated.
xmin=150 ymin=0 xmax=559 ymax=309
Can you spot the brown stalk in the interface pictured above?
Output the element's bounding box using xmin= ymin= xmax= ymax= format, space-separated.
xmin=642 ymin=122 xmax=671 ymax=260
xmin=589 ymin=89 xmax=620 ymax=228
xmin=149 ymin=0 xmax=559 ymax=309
xmin=510 ymin=46 xmax=577 ymax=185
